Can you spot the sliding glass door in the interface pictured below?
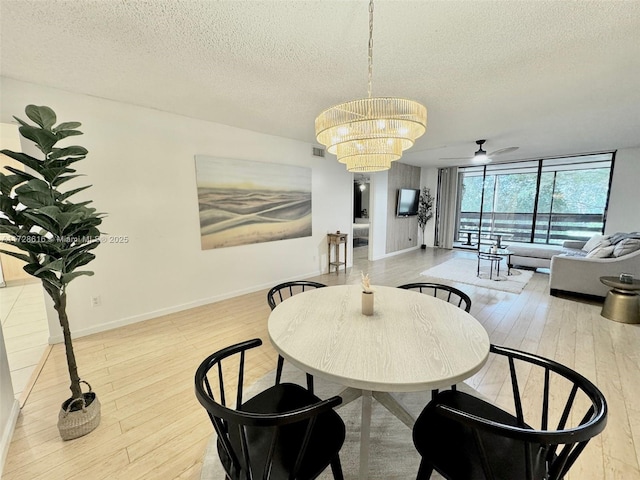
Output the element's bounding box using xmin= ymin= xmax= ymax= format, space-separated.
xmin=455 ymin=153 xmax=614 ymax=246
xmin=535 ymin=155 xmax=613 ymax=244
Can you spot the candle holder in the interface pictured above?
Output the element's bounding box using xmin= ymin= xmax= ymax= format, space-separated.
xmin=361 ymin=272 xmax=374 ymax=315
xmin=362 ymin=291 xmax=374 ymax=316
xmin=620 ymin=273 xmax=634 ymax=284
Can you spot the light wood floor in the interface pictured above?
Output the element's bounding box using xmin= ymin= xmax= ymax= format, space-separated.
xmin=3 ymin=247 xmax=640 ymax=479
xmin=0 ymin=278 xmax=49 ymax=403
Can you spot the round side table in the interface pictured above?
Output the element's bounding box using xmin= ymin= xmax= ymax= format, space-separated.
xmin=599 ymin=276 xmax=640 ymax=324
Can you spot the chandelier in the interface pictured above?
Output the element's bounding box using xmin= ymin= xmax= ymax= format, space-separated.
xmin=315 ymin=0 xmax=427 ymax=173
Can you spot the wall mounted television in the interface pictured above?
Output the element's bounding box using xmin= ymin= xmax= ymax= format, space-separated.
xmin=396 ymin=188 xmax=420 ymax=217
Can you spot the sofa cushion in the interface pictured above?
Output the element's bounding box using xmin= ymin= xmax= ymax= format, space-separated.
xmin=582 ymin=234 xmax=610 ymax=252
xmin=613 ymin=238 xmax=640 ymax=257
xmin=508 ymin=242 xmax=564 ymax=260
xmin=562 ymin=248 xmax=587 ymax=257
xmin=586 ymin=245 xmax=615 ymax=258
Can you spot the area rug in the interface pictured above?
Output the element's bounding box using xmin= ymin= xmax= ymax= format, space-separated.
xmin=200 ymin=365 xmax=451 ymax=480
xmin=420 ymin=257 xmax=534 ymax=294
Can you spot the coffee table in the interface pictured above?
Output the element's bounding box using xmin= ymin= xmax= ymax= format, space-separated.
xmin=477 ymin=248 xmax=514 ymax=279
xmin=600 ymin=276 xmax=640 ymax=324
xmin=268 ymin=285 xmax=490 ymax=479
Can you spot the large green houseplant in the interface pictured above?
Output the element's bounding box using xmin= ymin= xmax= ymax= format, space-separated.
xmin=0 ymin=105 xmax=104 ymax=439
xmin=417 ymin=187 xmax=434 ymax=249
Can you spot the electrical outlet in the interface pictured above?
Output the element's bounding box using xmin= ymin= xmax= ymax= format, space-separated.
xmin=91 ymin=295 xmax=102 ymax=307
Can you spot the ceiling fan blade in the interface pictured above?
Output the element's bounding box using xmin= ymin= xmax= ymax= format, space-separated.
xmin=487 ymin=146 xmax=519 ymax=157
xmin=423 ymin=144 xmax=448 ymax=151
xmin=440 ymin=145 xmax=519 ymax=162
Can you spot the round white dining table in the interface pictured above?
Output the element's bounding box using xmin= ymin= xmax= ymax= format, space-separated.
xmin=268 ymin=284 xmax=490 ymax=479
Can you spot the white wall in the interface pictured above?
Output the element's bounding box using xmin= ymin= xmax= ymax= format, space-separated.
xmin=369 ymin=170 xmax=389 ymax=260
xmin=0 ymin=325 xmax=19 ymax=477
xmin=606 ymin=147 xmax=640 ymax=233
xmin=1 ymin=77 xmax=353 ymax=341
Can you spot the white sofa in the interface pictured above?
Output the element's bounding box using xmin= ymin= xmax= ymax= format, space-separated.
xmin=507 ymin=242 xmax=565 ymax=270
xmin=549 ymin=234 xmax=640 ymax=298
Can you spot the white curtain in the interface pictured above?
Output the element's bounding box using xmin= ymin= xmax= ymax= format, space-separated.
xmin=436 ymin=166 xmax=458 ymax=249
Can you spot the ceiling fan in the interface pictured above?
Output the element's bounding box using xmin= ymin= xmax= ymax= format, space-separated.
xmin=441 ymin=140 xmax=519 ymax=163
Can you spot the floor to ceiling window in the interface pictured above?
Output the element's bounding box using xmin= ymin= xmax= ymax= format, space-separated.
xmin=456 ymin=153 xmax=614 ymax=245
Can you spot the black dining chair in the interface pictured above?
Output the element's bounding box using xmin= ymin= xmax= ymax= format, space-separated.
xmin=412 ymin=344 xmax=608 ymax=480
xmin=267 ymin=281 xmax=326 ymax=393
xmin=397 ymin=282 xmax=472 ymax=312
xmin=398 ymin=282 xmax=472 ymax=398
xmin=195 ymin=338 xmax=346 ymax=480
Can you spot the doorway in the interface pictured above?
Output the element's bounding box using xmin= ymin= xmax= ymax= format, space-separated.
xmin=1 ymin=123 xmax=49 ymax=405
xmin=353 ymin=175 xmax=370 ymax=249
xmin=0 ymin=278 xmax=49 ymax=405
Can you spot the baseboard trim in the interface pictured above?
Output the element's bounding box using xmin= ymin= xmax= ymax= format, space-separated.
xmin=371 ymin=245 xmax=420 ymax=261
xmin=18 ymin=345 xmax=53 ymax=407
xmin=48 ymin=269 xmax=323 ymax=343
xmin=0 ymin=398 xmax=20 ymax=477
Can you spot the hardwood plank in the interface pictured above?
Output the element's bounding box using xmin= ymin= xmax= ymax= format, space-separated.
xmin=3 ymin=247 xmax=638 ymax=479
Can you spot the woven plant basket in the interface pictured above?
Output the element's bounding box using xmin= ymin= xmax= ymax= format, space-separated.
xmin=57 ymin=380 xmax=101 ymax=441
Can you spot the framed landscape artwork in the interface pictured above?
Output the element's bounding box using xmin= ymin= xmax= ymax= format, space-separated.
xmin=194 ymin=155 xmax=312 ymax=250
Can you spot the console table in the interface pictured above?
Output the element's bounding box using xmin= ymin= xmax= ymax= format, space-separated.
xmin=327 ymin=232 xmax=348 ymax=274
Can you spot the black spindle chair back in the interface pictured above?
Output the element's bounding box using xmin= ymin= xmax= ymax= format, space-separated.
xmin=397 ymin=282 xmax=472 ymax=312
xmin=412 ymin=344 xmax=608 ymax=480
xmin=267 ymin=281 xmax=326 ymax=392
xmin=195 ymin=339 xmax=345 ymax=480
xmin=398 ymin=282 xmax=472 ymax=398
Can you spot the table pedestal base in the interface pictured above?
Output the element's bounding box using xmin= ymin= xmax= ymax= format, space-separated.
xmin=336 ymin=387 xmax=417 ymax=480
xmin=602 ymin=289 xmax=640 ymax=324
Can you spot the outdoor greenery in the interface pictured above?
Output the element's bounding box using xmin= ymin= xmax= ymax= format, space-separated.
xmin=458 ymin=161 xmax=612 ymax=243
xmin=0 ymin=105 xmax=104 ymax=402
xmin=461 ymin=168 xmax=611 ymax=214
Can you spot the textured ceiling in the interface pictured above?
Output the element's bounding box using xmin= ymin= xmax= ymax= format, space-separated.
xmin=1 ymin=0 xmax=640 ymax=168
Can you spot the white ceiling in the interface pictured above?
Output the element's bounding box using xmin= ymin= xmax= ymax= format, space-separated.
xmin=2 ymin=0 xmax=639 ymax=169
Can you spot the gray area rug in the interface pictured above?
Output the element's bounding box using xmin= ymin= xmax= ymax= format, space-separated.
xmin=200 ymin=365 xmax=453 ymax=479
xmin=421 ymin=257 xmax=534 ymax=294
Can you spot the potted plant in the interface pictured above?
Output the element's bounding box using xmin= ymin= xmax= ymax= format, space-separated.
xmin=417 ymin=187 xmax=434 ymax=249
xmin=0 ymin=105 xmax=104 ymax=440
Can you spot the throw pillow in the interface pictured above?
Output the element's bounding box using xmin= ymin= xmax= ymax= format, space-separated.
xmin=608 ymin=232 xmax=640 ymax=245
xmin=613 ymin=238 xmax=640 ymax=257
xmin=582 ymin=234 xmax=609 ymax=252
xmin=586 ymin=245 xmax=615 ymax=258
xmin=608 ymin=232 xmax=628 ymax=245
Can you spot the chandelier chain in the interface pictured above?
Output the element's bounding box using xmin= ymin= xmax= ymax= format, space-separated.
xmin=313 ymin=0 xmax=427 ymax=173
xmin=368 ymin=0 xmax=374 ymax=99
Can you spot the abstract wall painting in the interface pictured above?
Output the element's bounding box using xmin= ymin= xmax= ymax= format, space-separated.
xmin=194 ymin=155 xmax=312 ymax=250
